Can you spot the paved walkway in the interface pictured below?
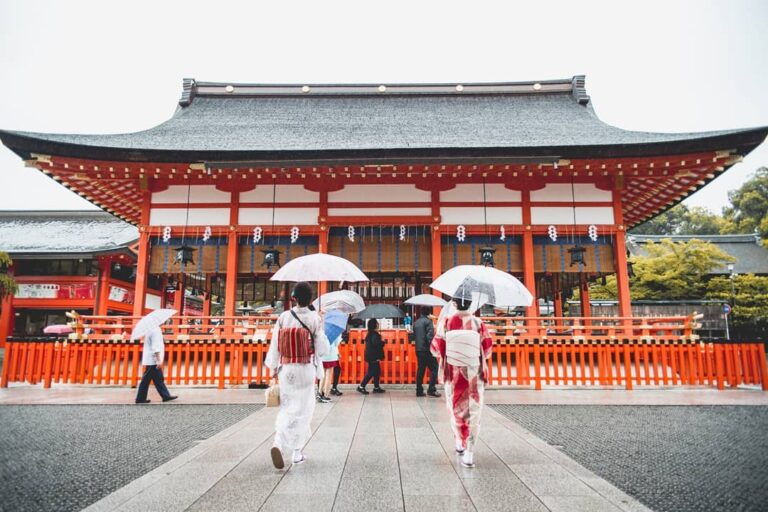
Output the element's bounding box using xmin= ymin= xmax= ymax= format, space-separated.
xmin=79 ymin=390 xmax=651 ymax=512
xmin=2 ymin=384 xmax=767 ymax=406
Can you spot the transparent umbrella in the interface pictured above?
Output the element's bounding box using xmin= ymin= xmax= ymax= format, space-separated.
xmin=312 ymin=290 xmax=366 ymax=314
xmin=430 ymin=265 xmax=533 ymax=309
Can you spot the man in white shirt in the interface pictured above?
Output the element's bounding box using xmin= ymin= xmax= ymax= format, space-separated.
xmin=135 ymin=325 xmax=177 ymax=404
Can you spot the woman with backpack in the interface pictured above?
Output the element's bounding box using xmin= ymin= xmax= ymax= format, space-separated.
xmin=430 ymin=296 xmax=493 ymax=468
xmin=265 ymin=281 xmax=329 ymax=469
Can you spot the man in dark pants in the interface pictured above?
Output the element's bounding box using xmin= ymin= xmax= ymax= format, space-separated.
xmin=135 ymin=325 xmax=177 ymax=404
xmin=413 ymin=306 xmax=440 ymax=397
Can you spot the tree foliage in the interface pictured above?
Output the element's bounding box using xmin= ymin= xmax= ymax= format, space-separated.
xmin=721 ymin=167 xmax=768 ymax=245
xmin=588 ymin=239 xmax=735 ymax=301
xmin=0 ymin=251 xmax=17 ymax=301
xmin=630 ymin=204 xmax=726 ymax=235
xmin=707 ymin=274 xmax=768 ymax=334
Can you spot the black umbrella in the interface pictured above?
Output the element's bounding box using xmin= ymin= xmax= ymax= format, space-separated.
xmin=354 ymin=303 xmax=404 ymax=319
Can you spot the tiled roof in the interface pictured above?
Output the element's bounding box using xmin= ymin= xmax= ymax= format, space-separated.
xmin=0 ymin=211 xmax=138 ymax=257
xmin=1 ymin=76 xmax=766 ymax=163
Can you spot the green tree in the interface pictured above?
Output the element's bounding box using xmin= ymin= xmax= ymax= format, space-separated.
xmin=588 ymin=239 xmax=735 ymax=301
xmin=630 ymin=204 xmax=725 ymax=235
xmin=721 ymin=167 xmax=768 ymax=244
xmin=0 ymin=251 xmax=17 ymax=300
xmin=706 ymin=274 xmax=768 ymax=337
xmin=629 ymin=204 xmax=690 ymax=235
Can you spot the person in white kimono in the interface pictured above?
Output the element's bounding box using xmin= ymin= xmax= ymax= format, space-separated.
xmin=265 ymin=281 xmax=329 ymax=469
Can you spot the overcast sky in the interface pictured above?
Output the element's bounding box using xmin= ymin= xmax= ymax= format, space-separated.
xmin=0 ymin=0 xmax=766 ymax=214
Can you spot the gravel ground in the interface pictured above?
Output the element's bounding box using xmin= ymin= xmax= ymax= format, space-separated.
xmin=491 ymin=405 xmax=768 ymax=512
xmin=0 ymin=404 xmax=262 ymax=512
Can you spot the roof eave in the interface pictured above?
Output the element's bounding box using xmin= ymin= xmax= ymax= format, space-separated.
xmin=1 ymin=126 xmax=767 ymax=165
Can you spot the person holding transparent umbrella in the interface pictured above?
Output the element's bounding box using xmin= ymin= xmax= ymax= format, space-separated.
xmin=431 ymin=295 xmax=492 ymax=468
xmin=429 ymin=265 xmax=532 ymax=468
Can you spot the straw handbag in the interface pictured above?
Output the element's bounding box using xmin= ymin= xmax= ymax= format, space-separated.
xmin=265 ymin=372 xmax=280 ymax=407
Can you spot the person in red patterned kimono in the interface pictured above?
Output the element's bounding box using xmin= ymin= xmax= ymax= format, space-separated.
xmin=430 ymin=296 xmax=493 ymax=468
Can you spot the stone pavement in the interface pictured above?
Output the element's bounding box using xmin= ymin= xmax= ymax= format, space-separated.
xmin=492 ymin=405 xmax=768 ymax=512
xmin=0 ymin=404 xmax=262 ymax=512
xmin=83 ymin=391 xmax=651 ymax=512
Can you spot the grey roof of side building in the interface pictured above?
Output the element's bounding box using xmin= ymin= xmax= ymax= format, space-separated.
xmin=0 ymin=76 xmax=766 ymax=163
xmin=627 ymin=233 xmax=768 ymax=275
xmin=0 ymin=211 xmax=138 ymax=258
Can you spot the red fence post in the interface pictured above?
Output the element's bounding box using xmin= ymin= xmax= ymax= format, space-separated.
xmin=757 ymin=343 xmax=768 ymax=391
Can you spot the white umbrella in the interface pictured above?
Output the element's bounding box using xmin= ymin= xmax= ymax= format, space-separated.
xmin=270 ymin=253 xmax=368 ymax=283
xmin=312 ymin=290 xmax=366 ymax=314
xmin=130 ymin=309 xmax=177 ymax=340
xmin=404 ymin=294 xmax=448 ymax=307
xmin=430 ymin=265 xmax=533 ymax=308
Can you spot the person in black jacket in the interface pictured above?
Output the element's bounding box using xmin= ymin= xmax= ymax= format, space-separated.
xmin=413 ymin=306 xmax=440 ymax=397
xmin=357 ymin=318 xmax=386 ymax=394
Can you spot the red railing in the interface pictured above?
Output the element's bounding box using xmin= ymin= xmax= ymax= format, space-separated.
xmin=2 ymin=313 xmax=766 ymax=391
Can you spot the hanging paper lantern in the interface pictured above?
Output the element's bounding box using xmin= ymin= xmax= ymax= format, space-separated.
xmin=348 ymin=226 xmax=356 ymax=242
xmin=162 ymin=226 xmax=172 ymax=243
xmin=456 ymin=225 xmax=466 ymax=242
xmin=261 ymin=248 xmax=281 ymax=270
xmin=568 ymin=245 xmax=586 ymax=267
xmin=253 ymin=226 xmax=262 ymax=244
xmin=588 ymin=224 xmax=598 ymax=242
xmin=399 ymin=225 xmax=406 ymax=241
xmin=478 ymin=246 xmax=496 ymax=267
xmin=499 ymin=225 xmax=506 ymax=241
xmin=290 ymin=226 xmax=300 ymax=244
xmin=174 ymin=245 xmax=196 ymax=266
xmin=202 ymin=226 xmax=212 ymax=242
xmin=548 ymin=225 xmax=558 ymax=242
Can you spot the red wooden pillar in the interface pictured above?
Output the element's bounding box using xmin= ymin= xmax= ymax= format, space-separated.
xmin=430 ymin=190 xmax=442 ymax=282
xmin=612 ymin=189 xmax=632 ymax=321
xmin=224 ymin=191 xmax=240 ymax=322
xmin=224 ymin=232 xmax=238 ymax=319
xmin=132 ymin=232 xmax=150 ymax=317
xmin=173 ymin=273 xmax=185 ymax=313
xmin=318 ymin=226 xmax=329 ymax=296
xmin=132 ymin=192 xmax=151 ymax=317
xmin=95 ymin=257 xmax=112 ymax=316
xmin=521 ymin=191 xmax=539 ymax=333
xmin=553 ymin=274 xmax=563 ymax=326
xmin=0 ymin=274 xmax=14 ymax=347
xmin=202 ymin=274 xmax=212 ymax=317
xmin=580 ymin=280 xmax=591 ymax=319
xmin=160 ymin=276 xmax=169 ymax=308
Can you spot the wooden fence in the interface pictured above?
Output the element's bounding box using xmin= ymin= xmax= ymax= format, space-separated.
xmin=2 ymin=332 xmax=766 ymax=391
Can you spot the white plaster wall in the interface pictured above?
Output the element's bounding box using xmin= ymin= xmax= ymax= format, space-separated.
xmin=151 ymin=185 xmax=231 ymax=204
xmin=328 ymin=185 xmax=431 ymax=203
xmin=530 ymin=183 xmax=612 ymax=202
xmin=531 ymin=207 xmax=614 ymax=224
xmin=240 ymin=185 xmax=319 ymax=203
xmin=440 ymin=184 xmax=521 ymax=202
xmin=239 ymin=208 xmax=319 ymax=225
xmin=440 ymin=207 xmax=522 ymax=225
xmin=150 ymin=208 xmax=230 ymax=226
xmin=327 ymin=208 xmax=431 ymax=217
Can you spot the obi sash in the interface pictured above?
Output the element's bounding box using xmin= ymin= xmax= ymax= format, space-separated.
xmin=278 ymin=327 xmax=314 ymax=364
xmin=445 ymin=329 xmax=481 ymax=368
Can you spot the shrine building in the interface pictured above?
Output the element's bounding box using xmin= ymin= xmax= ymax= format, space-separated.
xmin=1 ymin=76 xmax=766 ymax=351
